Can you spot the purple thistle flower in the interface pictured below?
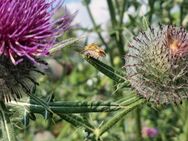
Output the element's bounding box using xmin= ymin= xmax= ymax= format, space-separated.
xmin=142 ymin=127 xmax=158 ymax=138
xmin=0 ymin=0 xmax=74 ymax=65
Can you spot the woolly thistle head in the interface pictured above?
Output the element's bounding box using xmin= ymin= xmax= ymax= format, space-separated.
xmin=125 ymin=24 xmax=188 ymax=104
xmin=0 ymin=0 xmax=74 ymax=65
xmin=0 ymin=0 xmax=74 ymax=101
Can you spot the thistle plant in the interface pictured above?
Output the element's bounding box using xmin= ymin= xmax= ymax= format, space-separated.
xmin=1 ymin=0 xmax=188 ymax=141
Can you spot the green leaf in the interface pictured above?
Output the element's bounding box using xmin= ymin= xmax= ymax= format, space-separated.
xmin=8 ymin=100 xmax=121 ymax=114
xmin=58 ymin=114 xmax=94 ymax=132
xmin=85 ymin=57 xmax=127 ymax=83
xmin=28 ymin=94 xmax=54 ymax=114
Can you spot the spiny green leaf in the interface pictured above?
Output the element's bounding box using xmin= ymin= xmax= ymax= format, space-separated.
xmin=28 ymin=94 xmax=54 ymax=114
xmin=85 ymin=57 xmax=126 ymax=83
xmin=30 ymin=100 xmax=119 ymax=107
xmin=8 ymin=100 xmax=121 ymax=114
xmin=58 ymin=114 xmax=94 ymax=132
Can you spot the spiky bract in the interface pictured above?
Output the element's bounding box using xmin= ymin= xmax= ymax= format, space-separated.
xmin=0 ymin=57 xmax=44 ymax=101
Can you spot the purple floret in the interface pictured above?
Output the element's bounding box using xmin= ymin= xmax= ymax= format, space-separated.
xmin=0 ymin=0 xmax=73 ymax=65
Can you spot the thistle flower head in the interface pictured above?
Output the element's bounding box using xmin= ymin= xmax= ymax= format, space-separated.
xmin=0 ymin=0 xmax=73 ymax=65
xmin=0 ymin=0 xmax=74 ymax=101
xmin=125 ymin=25 xmax=188 ymax=104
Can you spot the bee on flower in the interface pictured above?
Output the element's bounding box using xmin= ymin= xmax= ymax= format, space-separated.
xmin=82 ymin=43 xmax=106 ymax=59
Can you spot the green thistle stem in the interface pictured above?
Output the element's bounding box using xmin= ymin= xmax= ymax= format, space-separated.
xmin=119 ymin=0 xmax=126 ymax=26
xmin=135 ymin=107 xmax=143 ymax=141
xmin=84 ymin=0 xmax=114 ymax=66
xmin=148 ymin=0 xmax=154 ymax=23
xmin=107 ymin=0 xmax=125 ymax=63
xmin=85 ymin=2 xmax=107 ymax=47
xmin=114 ymin=0 xmax=121 ymax=19
xmin=107 ymin=0 xmax=117 ymax=26
xmin=96 ymin=99 xmax=145 ymax=139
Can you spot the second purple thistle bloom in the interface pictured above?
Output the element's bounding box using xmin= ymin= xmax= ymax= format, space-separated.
xmin=0 ymin=0 xmax=73 ymax=65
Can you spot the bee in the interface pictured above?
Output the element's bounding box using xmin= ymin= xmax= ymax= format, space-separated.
xmin=82 ymin=43 xmax=106 ymax=59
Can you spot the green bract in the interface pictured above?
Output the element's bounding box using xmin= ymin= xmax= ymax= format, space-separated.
xmin=0 ymin=57 xmax=44 ymax=101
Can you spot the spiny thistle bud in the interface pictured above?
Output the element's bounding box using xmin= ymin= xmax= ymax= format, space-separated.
xmin=125 ymin=24 xmax=188 ymax=104
xmin=0 ymin=0 xmax=74 ymax=101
